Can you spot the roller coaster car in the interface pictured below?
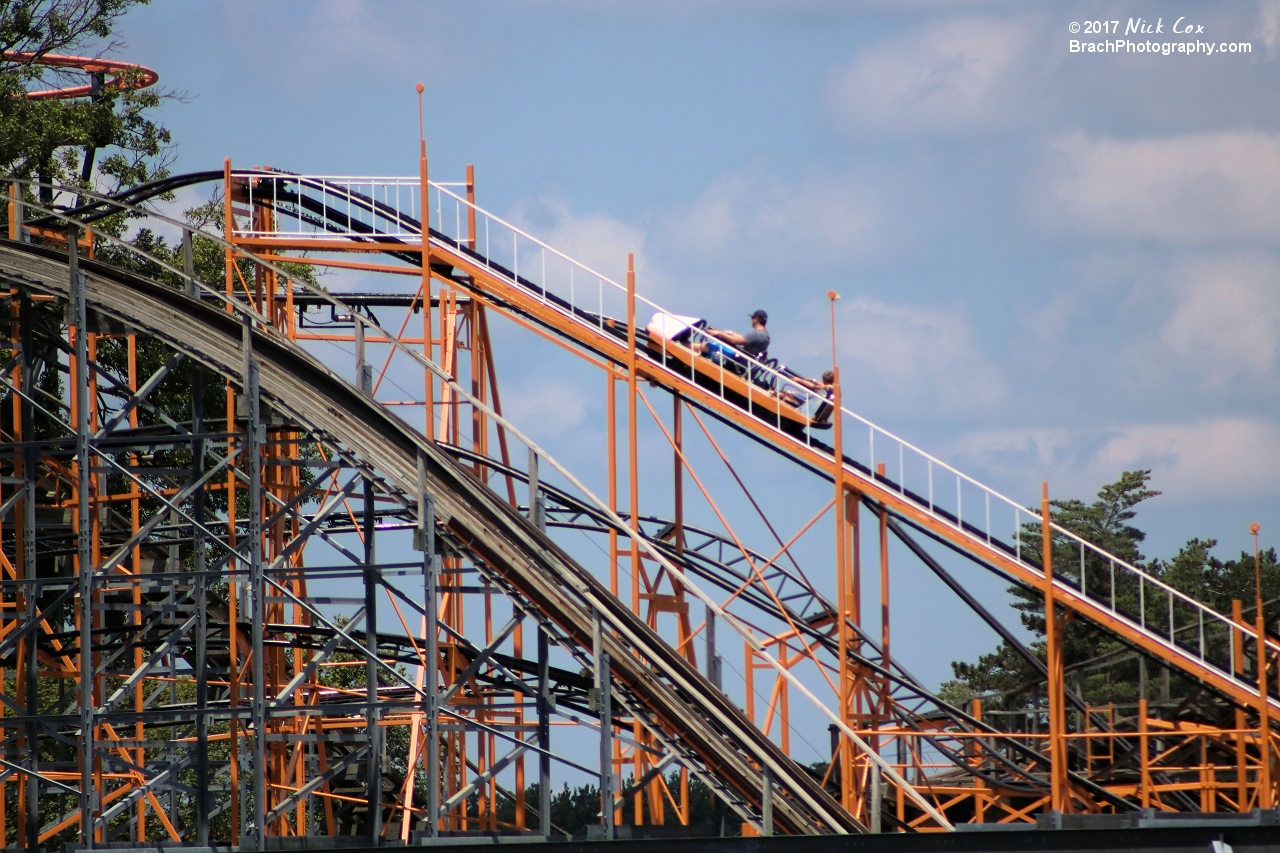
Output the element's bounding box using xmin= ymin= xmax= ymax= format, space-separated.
xmin=644 ymin=312 xmax=823 ymax=437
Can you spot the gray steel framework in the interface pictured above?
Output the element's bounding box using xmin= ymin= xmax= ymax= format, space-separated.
xmin=0 ymin=226 xmax=859 ymax=848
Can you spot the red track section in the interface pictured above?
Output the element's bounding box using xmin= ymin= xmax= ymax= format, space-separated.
xmin=2 ymin=51 xmax=158 ymax=99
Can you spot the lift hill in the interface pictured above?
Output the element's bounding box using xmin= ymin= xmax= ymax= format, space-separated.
xmin=224 ymin=169 xmax=1280 ymax=724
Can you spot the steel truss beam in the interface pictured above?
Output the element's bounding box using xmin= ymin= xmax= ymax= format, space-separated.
xmin=0 ymin=231 xmax=857 ymax=845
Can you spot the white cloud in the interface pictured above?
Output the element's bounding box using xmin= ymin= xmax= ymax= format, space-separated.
xmin=205 ymin=0 xmax=483 ymax=89
xmin=1262 ymin=0 xmax=1280 ymax=58
xmin=955 ymin=418 xmax=1280 ymax=503
xmin=503 ymin=162 xmax=886 ymax=319
xmin=823 ymin=17 xmax=1037 ymax=137
xmin=501 ymin=195 xmax=655 ymax=320
xmin=506 ymin=196 xmax=646 ymax=285
xmin=1093 ymin=419 xmax=1280 ymax=500
xmin=1158 ymin=253 xmax=1280 ymax=385
xmin=659 ymin=161 xmax=881 ymax=264
xmin=503 ymin=376 xmax=591 ymax=440
xmin=786 ymin=296 xmax=1004 ymax=415
xmin=1034 ymin=131 xmax=1280 ymax=243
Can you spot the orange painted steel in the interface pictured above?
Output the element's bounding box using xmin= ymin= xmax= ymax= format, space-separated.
xmin=211 ymin=164 xmax=1280 ymax=828
xmin=644 ymin=330 xmax=810 ymax=432
xmin=3 ymin=51 xmax=159 ymax=99
xmin=1041 ymin=483 xmax=1068 ymax=813
xmin=433 ymin=226 xmax=1280 ymax=722
xmin=6 ymin=144 xmax=1277 ymax=849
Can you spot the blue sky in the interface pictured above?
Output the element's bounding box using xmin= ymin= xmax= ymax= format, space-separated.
xmin=110 ymin=0 xmax=1280 ymax=700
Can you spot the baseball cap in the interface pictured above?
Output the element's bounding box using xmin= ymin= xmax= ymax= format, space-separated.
xmin=751 ymin=309 xmax=768 ymax=323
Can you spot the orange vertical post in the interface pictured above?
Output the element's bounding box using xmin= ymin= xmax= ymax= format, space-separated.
xmin=1139 ymin=698 xmax=1150 ymax=808
xmin=824 ymin=292 xmax=855 ymax=809
xmin=1251 ymin=523 xmax=1272 ymax=808
xmin=827 ymin=290 xmax=854 ymax=812
xmin=626 ymin=254 xmax=640 ymax=615
xmin=420 ymin=86 xmax=433 ymax=438
xmin=1232 ymin=599 xmax=1248 ymax=809
xmin=222 ymin=158 xmax=242 ymax=844
xmin=1042 ymin=482 xmax=1068 ymax=813
xmin=7 ymin=182 xmax=16 ymax=241
xmin=607 ymin=371 xmax=618 ymax=595
xmin=625 ymin=254 xmax=645 ymax=822
xmin=971 ymin=698 xmax=985 ymax=823
xmin=876 ymin=462 xmax=891 ymax=727
xmin=424 ymin=282 xmax=433 ymax=433
xmin=846 ymin=487 xmax=862 ymax=807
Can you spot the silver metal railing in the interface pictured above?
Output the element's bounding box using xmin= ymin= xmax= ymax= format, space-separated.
xmin=229 ymin=172 xmax=1279 ymax=704
xmin=10 ymin=177 xmax=955 ymax=825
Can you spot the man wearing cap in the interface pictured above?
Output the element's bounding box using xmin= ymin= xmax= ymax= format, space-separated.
xmin=701 ymin=309 xmax=770 ymax=361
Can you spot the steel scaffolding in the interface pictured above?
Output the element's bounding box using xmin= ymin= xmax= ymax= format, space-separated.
xmin=0 ymin=155 xmax=1276 ymax=853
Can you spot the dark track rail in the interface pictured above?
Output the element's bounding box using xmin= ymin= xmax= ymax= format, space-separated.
xmin=0 ymin=239 xmax=859 ymax=835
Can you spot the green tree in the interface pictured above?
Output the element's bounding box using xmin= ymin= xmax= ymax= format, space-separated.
xmin=1 ymin=0 xmax=171 ymax=208
xmin=940 ymin=470 xmax=1280 ymax=718
xmin=940 ymin=471 xmax=1161 ymax=708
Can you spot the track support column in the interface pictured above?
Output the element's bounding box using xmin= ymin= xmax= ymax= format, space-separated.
xmin=365 ymin=471 xmax=382 ymax=842
xmin=189 ymin=228 xmax=212 ymax=845
xmin=1042 ymin=482 xmax=1068 ymax=813
xmin=537 ymin=624 xmax=552 ymax=836
xmin=245 ymin=320 xmax=268 ymax=847
xmin=529 ymin=449 xmax=554 ymax=836
xmin=594 ymin=612 xmax=614 ymax=838
xmin=72 ymin=230 xmax=94 ymax=848
xmin=1251 ymin=522 xmax=1273 ymax=809
xmin=419 ymin=454 xmax=440 ymax=839
xmin=761 ymin=767 xmax=773 ymax=836
xmin=14 ymin=291 xmax=33 ymax=846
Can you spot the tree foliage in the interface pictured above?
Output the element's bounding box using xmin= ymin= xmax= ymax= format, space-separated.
xmin=1 ymin=1 xmax=171 ymax=203
xmin=940 ymin=470 xmax=1279 ymax=716
xmin=495 ymin=771 xmax=723 ymax=836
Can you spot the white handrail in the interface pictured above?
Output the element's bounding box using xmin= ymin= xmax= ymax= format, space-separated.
xmin=424 ymin=183 xmax=1271 ymax=677
xmin=11 ymin=179 xmax=952 ymax=829
xmin=236 ymin=173 xmax=1274 ymax=689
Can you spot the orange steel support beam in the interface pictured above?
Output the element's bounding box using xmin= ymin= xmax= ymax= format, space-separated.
xmin=831 ymin=349 xmax=854 ymax=814
xmin=608 ymin=372 xmax=619 ymax=595
xmin=223 ymin=158 xmax=243 ymax=845
xmin=627 ymin=253 xmax=641 ymax=616
xmin=1139 ymin=699 xmax=1151 ymax=809
xmin=416 ymin=235 xmax=1279 ymax=724
xmin=625 ymin=253 xmax=649 ymax=824
xmin=7 ymin=182 xmax=17 ymax=241
xmin=877 ymin=477 xmax=891 ymax=723
xmin=1252 ymin=523 xmax=1273 ymax=808
xmin=421 ymin=120 xmax=434 ymax=441
xmin=40 ymin=155 xmax=1276 ymax=840
xmin=1042 ymin=483 xmax=1068 ymax=813
xmin=1233 ymin=599 xmax=1249 ymax=809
